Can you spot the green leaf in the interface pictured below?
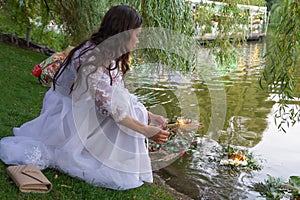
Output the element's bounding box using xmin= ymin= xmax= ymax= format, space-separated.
xmin=289 ymin=176 xmax=300 ymax=187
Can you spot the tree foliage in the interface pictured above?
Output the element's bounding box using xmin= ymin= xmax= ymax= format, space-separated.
xmin=0 ymin=0 xmax=40 ymax=36
xmin=112 ymin=0 xmax=195 ymax=69
xmin=0 ymin=0 xmax=110 ymax=49
xmin=266 ymin=0 xmax=277 ymax=11
xmin=263 ymin=0 xmax=300 ymax=96
xmin=45 ymin=0 xmax=109 ymax=45
xmin=260 ymin=0 xmax=300 ymax=132
xmin=194 ymin=0 xmax=252 ymax=65
xmin=218 ymin=0 xmax=266 ymax=6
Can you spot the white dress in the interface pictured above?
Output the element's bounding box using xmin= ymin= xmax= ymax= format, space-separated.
xmin=0 ymin=42 xmax=153 ymax=190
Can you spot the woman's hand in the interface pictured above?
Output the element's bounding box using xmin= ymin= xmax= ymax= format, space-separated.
xmin=118 ymin=115 xmax=170 ymax=144
xmin=148 ymin=112 xmax=168 ymax=129
xmin=149 ymin=129 xmax=170 ymax=144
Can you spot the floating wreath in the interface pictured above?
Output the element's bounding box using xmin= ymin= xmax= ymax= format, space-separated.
xmin=215 ymin=145 xmax=263 ymax=172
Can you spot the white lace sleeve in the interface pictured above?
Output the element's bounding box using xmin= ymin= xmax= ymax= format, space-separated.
xmin=87 ymin=66 xmax=130 ymax=122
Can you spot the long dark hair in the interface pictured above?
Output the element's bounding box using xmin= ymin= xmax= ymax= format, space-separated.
xmin=53 ymin=5 xmax=142 ymax=92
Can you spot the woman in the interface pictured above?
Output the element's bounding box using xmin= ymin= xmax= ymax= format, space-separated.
xmin=0 ymin=5 xmax=170 ymax=190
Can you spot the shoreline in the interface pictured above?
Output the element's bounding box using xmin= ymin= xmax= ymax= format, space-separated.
xmin=153 ymin=173 xmax=193 ymax=200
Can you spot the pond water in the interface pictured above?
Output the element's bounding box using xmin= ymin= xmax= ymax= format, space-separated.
xmin=126 ymin=41 xmax=300 ymax=199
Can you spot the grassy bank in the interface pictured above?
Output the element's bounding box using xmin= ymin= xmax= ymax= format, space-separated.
xmin=0 ymin=42 xmax=175 ymax=199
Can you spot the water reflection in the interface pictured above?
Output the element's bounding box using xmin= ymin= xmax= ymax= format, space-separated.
xmin=126 ymin=42 xmax=300 ymax=199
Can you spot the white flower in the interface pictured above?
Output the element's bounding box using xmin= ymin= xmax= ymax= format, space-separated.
xmin=240 ymin=160 xmax=248 ymax=166
xmin=220 ymin=159 xmax=229 ymax=165
xmin=228 ymin=159 xmax=235 ymax=165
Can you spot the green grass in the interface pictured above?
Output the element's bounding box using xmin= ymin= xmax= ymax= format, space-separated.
xmin=0 ymin=42 xmax=175 ymax=200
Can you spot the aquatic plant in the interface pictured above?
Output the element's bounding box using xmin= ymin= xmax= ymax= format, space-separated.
xmin=253 ymin=175 xmax=300 ymax=199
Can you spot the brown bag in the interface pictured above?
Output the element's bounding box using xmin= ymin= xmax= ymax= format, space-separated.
xmin=6 ymin=164 xmax=52 ymax=193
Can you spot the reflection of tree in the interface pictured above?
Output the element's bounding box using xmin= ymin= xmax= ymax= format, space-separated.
xmin=133 ymin=85 xmax=181 ymax=119
xmin=128 ymin=43 xmax=274 ymax=149
xmin=199 ymin=43 xmax=274 ymax=148
xmin=126 ymin=64 xmax=183 ymax=119
xmin=189 ymin=75 xmax=273 ymax=148
xmin=220 ymin=79 xmax=274 ymax=147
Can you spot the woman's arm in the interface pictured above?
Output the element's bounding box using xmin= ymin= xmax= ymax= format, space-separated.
xmin=86 ymin=66 xmax=170 ymax=144
xmin=147 ymin=111 xmax=168 ymax=129
xmin=119 ymin=115 xmax=170 ymax=144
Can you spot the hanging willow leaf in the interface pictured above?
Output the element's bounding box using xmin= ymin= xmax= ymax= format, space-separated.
xmin=261 ymin=0 xmax=300 ymax=132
